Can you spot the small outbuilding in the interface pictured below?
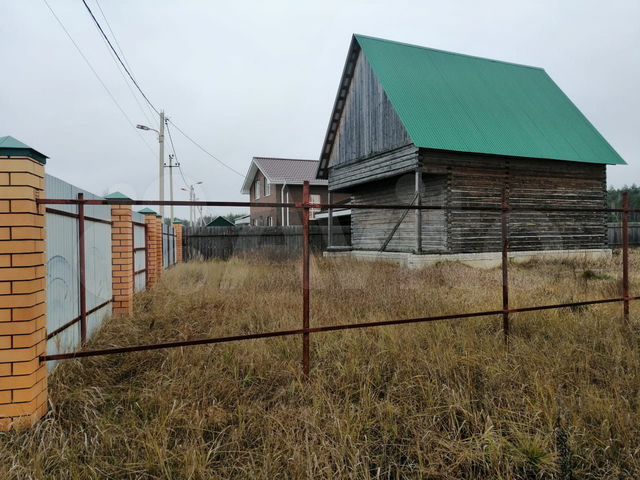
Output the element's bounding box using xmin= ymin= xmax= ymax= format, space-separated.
xmin=317 ymin=35 xmax=626 ymax=265
xmin=206 ymin=216 xmax=235 ymax=227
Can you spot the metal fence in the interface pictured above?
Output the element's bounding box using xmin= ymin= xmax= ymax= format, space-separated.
xmin=37 ymin=185 xmax=638 ymax=381
xmin=183 ymin=225 xmax=351 ymax=261
xmin=133 ymin=211 xmax=147 ymax=292
xmin=162 ymin=222 xmax=176 ymax=269
xmin=45 ymin=175 xmax=113 ymax=366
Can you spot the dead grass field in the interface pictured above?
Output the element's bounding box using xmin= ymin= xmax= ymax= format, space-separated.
xmin=2 ymin=252 xmax=640 ymax=479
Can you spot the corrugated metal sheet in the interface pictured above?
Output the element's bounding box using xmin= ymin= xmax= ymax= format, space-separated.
xmin=324 ymin=35 xmax=626 ymax=169
xmin=133 ymin=211 xmax=147 ymax=292
xmin=162 ymin=223 xmax=177 ymax=269
xmin=45 ymin=175 xmax=112 ymax=368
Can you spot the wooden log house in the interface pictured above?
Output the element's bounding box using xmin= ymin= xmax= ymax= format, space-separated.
xmin=316 ymin=35 xmax=626 ymax=261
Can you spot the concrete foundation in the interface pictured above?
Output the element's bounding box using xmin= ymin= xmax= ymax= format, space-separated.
xmin=324 ymin=248 xmax=613 ymax=269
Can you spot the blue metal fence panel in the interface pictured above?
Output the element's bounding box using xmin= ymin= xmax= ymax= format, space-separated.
xmin=45 ymin=175 xmax=112 ymax=367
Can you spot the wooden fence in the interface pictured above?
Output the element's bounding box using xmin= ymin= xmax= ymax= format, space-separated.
xmin=184 ymin=225 xmax=351 ymax=261
xmin=608 ymin=222 xmax=640 ymax=247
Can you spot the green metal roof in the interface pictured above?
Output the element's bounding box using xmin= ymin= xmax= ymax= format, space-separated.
xmin=206 ymin=216 xmax=235 ymax=227
xmin=138 ymin=207 xmax=157 ymax=215
xmin=0 ymin=135 xmax=48 ymax=164
xmin=352 ymin=35 xmax=625 ymax=165
xmin=104 ymin=191 xmax=131 ymax=200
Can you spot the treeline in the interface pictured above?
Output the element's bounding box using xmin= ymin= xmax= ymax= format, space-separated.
xmin=608 ymin=186 xmax=640 ymax=221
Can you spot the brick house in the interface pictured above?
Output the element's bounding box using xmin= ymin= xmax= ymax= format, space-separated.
xmin=240 ymin=157 xmax=340 ymax=226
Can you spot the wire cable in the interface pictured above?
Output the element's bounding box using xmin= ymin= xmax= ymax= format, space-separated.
xmin=90 ymin=0 xmax=155 ymax=127
xmin=165 ymin=120 xmax=189 ymax=188
xmin=167 ymin=119 xmax=244 ymax=177
xmin=166 ymin=123 xmax=190 ymax=187
xmin=42 ymin=0 xmax=156 ymax=158
xmin=81 ymin=0 xmax=159 ymax=114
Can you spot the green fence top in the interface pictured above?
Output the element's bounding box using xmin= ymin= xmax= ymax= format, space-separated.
xmin=0 ymin=135 xmax=48 ymax=164
xmin=138 ymin=207 xmax=157 ymax=216
xmin=104 ymin=191 xmax=131 ymax=200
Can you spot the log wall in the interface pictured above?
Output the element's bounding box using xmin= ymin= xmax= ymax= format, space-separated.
xmin=349 ymin=151 xmax=607 ymax=254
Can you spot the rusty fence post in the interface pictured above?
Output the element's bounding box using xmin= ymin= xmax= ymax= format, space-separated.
xmin=302 ymin=181 xmax=311 ymax=377
xmin=78 ymin=192 xmax=87 ymax=345
xmin=622 ymin=191 xmax=630 ymax=325
xmin=501 ymin=188 xmax=510 ymax=344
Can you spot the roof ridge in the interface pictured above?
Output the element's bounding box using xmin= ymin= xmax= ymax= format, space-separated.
xmin=354 ymin=34 xmax=545 ymax=72
xmin=253 ymin=157 xmax=319 ymax=163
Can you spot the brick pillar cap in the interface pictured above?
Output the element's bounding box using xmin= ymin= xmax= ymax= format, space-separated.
xmin=0 ymin=135 xmax=48 ymax=164
xmin=104 ymin=191 xmax=132 ymax=200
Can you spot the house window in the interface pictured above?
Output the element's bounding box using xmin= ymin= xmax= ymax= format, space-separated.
xmin=255 ymin=180 xmax=261 ymax=200
xmin=267 ymin=216 xmax=273 ymax=226
xmin=264 ymin=180 xmax=271 ymax=197
xmin=310 ymin=194 xmax=321 ymax=219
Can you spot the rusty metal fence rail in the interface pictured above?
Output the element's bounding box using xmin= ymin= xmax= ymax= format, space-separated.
xmin=36 ymin=184 xmax=636 ymax=376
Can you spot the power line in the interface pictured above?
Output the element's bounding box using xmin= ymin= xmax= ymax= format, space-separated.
xmin=42 ymin=0 xmax=156 ymax=158
xmin=91 ymin=0 xmax=155 ymax=128
xmin=168 ymin=119 xmax=244 ymax=177
xmin=165 ymin=121 xmax=189 ymax=187
xmin=81 ymin=0 xmax=159 ymax=115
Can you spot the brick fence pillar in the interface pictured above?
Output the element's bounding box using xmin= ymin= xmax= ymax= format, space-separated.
xmin=141 ymin=209 xmax=158 ymax=288
xmin=156 ymin=215 xmax=164 ymax=277
xmin=173 ymin=221 xmax=183 ymax=263
xmin=105 ymin=192 xmax=133 ymax=316
xmin=0 ymin=137 xmax=48 ymax=431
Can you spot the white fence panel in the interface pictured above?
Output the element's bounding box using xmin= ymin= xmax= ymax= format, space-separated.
xmin=133 ymin=211 xmax=147 ymax=292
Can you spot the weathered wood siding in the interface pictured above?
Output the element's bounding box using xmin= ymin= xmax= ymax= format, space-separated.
xmin=351 ymin=174 xmax=447 ymax=252
xmin=349 ymin=152 xmax=607 ymax=254
xmin=327 ymin=50 xmax=416 ymax=191
xmin=330 ymin=144 xmax=419 ymax=191
xmin=422 ymin=150 xmax=607 ymax=253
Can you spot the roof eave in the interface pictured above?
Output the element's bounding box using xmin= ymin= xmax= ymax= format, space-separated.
xmin=316 ymin=35 xmax=362 ymax=180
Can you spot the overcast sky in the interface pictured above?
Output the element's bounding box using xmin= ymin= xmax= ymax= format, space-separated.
xmin=1 ymin=0 xmax=638 ymax=218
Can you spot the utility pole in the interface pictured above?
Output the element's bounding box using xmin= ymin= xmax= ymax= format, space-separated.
xmin=181 ymin=181 xmax=203 ymax=227
xmin=167 ymin=154 xmax=176 ymax=224
xmin=159 ymin=110 xmax=165 ymax=218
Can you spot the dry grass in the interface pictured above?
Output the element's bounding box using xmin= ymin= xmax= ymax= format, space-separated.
xmin=2 ymin=252 xmax=640 ymax=479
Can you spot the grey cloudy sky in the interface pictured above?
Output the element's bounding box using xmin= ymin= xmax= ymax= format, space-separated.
xmin=1 ymin=0 xmax=638 ymax=218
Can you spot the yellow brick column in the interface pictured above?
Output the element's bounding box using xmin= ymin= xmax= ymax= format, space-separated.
xmin=141 ymin=209 xmax=158 ymax=288
xmin=155 ymin=215 xmax=164 ymax=277
xmin=173 ymin=221 xmax=183 ymax=263
xmin=0 ymin=137 xmax=48 ymax=431
xmin=106 ymin=193 xmax=133 ymax=316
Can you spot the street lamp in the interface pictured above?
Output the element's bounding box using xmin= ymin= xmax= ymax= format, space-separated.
xmin=136 ymin=111 xmax=165 ymax=217
xmin=181 ymin=181 xmax=203 ymax=225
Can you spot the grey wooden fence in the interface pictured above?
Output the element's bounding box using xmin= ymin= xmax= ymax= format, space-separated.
xmin=608 ymin=222 xmax=640 ymax=247
xmin=184 ymin=225 xmax=351 ymax=261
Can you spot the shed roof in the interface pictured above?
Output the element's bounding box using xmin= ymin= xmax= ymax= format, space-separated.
xmin=241 ymin=157 xmax=327 ymax=194
xmin=318 ymin=35 xmax=625 ymax=177
xmin=206 ymin=216 xmax=235 ymax=227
